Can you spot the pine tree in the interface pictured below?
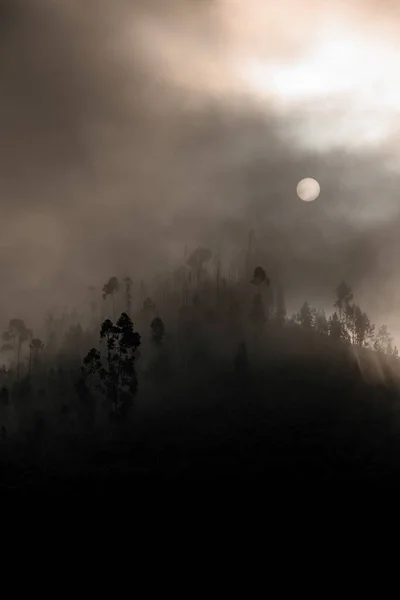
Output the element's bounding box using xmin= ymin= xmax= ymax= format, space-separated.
xmin=297 ymin=302 xmax=314 ymax=329
xmin=315 ymin=310 xmax=329 ymax=335
xmin=328 ymin=312 xmax=342 ymax=341
xmin=334 ymin=282 xmax=353 ymax=325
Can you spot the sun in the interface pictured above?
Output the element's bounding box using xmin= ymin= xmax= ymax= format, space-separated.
xmin=297 ymin=178 xmax=320 ymax=202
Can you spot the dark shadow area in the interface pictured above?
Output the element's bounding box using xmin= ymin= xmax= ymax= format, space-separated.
xmin=1 ymin=262 xmax=400 ymax=497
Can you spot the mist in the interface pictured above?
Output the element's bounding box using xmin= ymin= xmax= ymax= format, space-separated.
xmin=1 ymin=0 xmax=400 ymax=332
xmin=4 ymin=1 xmax=400 ymax=494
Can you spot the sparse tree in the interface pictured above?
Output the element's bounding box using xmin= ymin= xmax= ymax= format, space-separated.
xmin=102 ymin=276 xmax=120 ymax=321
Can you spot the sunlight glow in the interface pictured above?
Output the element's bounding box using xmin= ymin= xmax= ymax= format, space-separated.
xmin=239 ymin=24 xmax=400 ymax=153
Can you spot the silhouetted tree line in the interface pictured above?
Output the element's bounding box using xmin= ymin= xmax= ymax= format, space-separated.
xmin=288 ymin=281 xmax=398 ymax=357
xmin=0 ymin=240 xmax=398 ymax=447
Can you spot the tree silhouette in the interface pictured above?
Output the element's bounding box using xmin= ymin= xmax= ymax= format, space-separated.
xmin=374 ymin=325 xmax=394 ymax=354
xmin=151 ymin=317 xmax=165 ymax=345
xmin=82 ymin=313 xmax=141 ymax=429
xmin=328 ymin=312 xmax=342 ymax=341
xmin=187 ymin=247 xmax=212 ymax=286
xmin=2 ymin=319 xmax=32 ymax=380
xmin=251 ymin=266 xmax=270 ymax=286
xmin=297 ymin=302 xmax=314 ymax=329
xmin=81 ymin=348 xmax=102 ymax=391
xmin=102 ymin=276 xmax=120 ymax=321
xmin=353 ymin=305 xmax=375 ymax=347
xmin=124 ymin=276 xmax=133 ymax=316
xmin=315 ymin=310 xmax=329 ymax=335
xmin=334 ymin=282 xmax=353 ymax=324
xmin=29 ymin=338 xmax=44 ymax=376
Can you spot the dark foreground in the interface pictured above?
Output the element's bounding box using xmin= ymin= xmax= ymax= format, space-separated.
xmin=2 ymin=356 xmax=400 ymax=497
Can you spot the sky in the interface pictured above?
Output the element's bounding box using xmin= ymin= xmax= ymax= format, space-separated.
xmin=1 ymin=0 xmax=400 ymax=334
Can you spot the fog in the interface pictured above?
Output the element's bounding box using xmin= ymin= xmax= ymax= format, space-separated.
xmin=1 ymin=0 xmax=400 ymax=336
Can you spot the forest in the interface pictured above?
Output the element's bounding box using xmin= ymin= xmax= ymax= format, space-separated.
xmin=1 ymin=237 xmax=400 ymax=494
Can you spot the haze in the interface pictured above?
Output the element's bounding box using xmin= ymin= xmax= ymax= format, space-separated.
xmin=1 ymin=0 xmax=400 ymax=336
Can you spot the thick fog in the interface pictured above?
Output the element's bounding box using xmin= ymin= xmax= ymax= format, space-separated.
xmin=1 ymin=0 xmax=400 ymax=336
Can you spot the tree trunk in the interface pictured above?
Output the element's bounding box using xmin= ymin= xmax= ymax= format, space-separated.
xmin=17 ymin=341 xmax=21 ymax=380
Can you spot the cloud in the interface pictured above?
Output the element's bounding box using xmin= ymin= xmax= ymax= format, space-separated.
xmin=1 ymin=0 xmax=400 ymax=334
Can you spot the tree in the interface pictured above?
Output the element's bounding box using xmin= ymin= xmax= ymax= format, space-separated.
xmin=344 ymin=302 xmax=356 ymax=343
xmin=81 ymin=348 xmax=102 ymax=391
xmin=328 ymin=312 xmax=342 ymax=341
xmin=76 ymin=347 xmax=102 ymax=430
xmin=297 ymin=302 xmax=314 ymax=329
xmin=374 ymin=325 xmax=394 ymax=354
xmin=2 ymin=319 xmax=32 ymax=380
xmin=334 ymin=282 xmax=353 ymax=324
xmin=187 ymin=247 xmax=213 ymax=286
xmin=102 ymin=276 xmax=120 ymax=321
xmin=29 ymin=338 xmax=44 ymax=376
xmin=251 ymin=266 xmax=270 ymax=286
xmin=315 ymin=310 xmax=329 ymax=335
xmin=124 ymin=277 xmax=133 ymax=316
xmin=142 ymin=297 xmax=156 ymax=312
xmin=150 ymin=317 xmax=165 ymax=345
xmin=141 ymin=297 xmax=157 ymax=328
xmin=353 ymin=305 xmax=375 ymax=348
xmin=287 ymin=313 xmax=299 ymax=328
xmin=81 ymin=313 xmax=141 ymax=428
